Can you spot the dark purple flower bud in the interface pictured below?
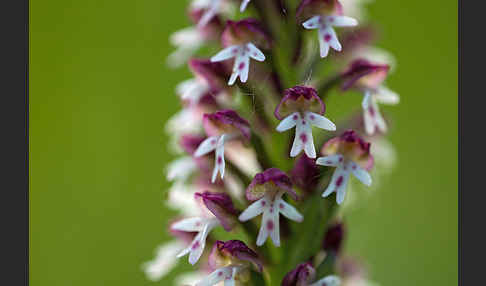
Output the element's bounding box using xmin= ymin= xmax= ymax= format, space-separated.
xmin=281 ymin=262 xmax=316 ymax=286
xmin=180 ymin=134 xmax=206 ymax=155
xmin=274 ymin=86 xmax=325 ymax=120
xmin=296 ymin=0 xmax=343 ymax=23
xmin=202 ymin=109 xmax=251 ymax=139
xmin=209 ymin=240 xmax=263 ymax=272
xmin=189 ymin=58 xmax=231 ymax=91
xmin=290 ymin=155 xmax=321 ymax=193
xmin=340 ymin=59 xmax=390 ymax=91
xmin=322 ymin=222 xmax=345 ymax=254
xmin=221 ymin=18 xmax=272 ymax=50
xmin=321 ymin=129 xmax=374 ymax=171
xmin=246 ymin=168 xmax=298 ymax=201
xmin=195 ymin=191 xmax=239 ymax=231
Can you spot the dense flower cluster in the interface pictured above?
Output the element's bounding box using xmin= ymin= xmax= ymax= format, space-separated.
xmin=145 ymin=0 xmax=399 ymax=285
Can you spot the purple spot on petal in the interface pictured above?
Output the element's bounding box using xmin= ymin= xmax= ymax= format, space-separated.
xmin=336 ymin=176 xmax=344 ymax=187
xmin=300 ymin=133 xmax=308 ymax=143
xmin=339 ymin=157 xmax=343 ymax=162
xmin=238 ymin=62 xmax=245 ymax=70
xmin=211 ymin=139 xmax=217 ymax=145
xmin=261 ymin=201 xmax=266 ymax=207
xmin=267 ymin=220 xmax=274 ymax=230
xmin=326 ymin=161 xmax=332 ymax=164
xmin=324 ymin=34 xmax=332 ymax=42
xmin=310 ymin=114 xmax=315 ymax=120
xmin=218 ymin=271 xmax=223 ymax=277
xmin=369 ymin=106 xmax=375 ymax=117
xmin=352 ymin=164 xmax=357 ymax=170
xmin=321 ymin=283 xmax=327 ymax=286
xmin=302 ymin=120 xmax=306 ymax=125
xmin=217 ymin=156 xmax=222 ymax=164
xmin=293 ymin=114 xmax=298 ymax=120
xmin=191 ymin=241 xmax=200 ymax=250
xmin=328 ymin=17 xmax=334 ymax=22
xmin=279 ymin=203 xmax=284 ymax=209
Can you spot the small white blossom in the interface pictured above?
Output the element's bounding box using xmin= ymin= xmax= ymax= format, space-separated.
xmin=361 ymin=87 xmax=399 ymax=135
xmin=210 ymin=43 xmax=265 ymax=85
xmin=302 ymin=15 xmax=358 ymax=58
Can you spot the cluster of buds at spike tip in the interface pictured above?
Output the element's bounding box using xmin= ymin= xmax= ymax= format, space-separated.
xmin=152 ymin=0 xmax=400 ymax=284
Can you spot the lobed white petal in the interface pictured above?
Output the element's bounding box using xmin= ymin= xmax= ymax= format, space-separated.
xmin=316 ymin=154 xmax=343 ymax=167
xmin=276 ymin=112 xmax=299 ymax=132
xmin=327 ymin=15 xmax=358 ymax=27
xmin=194 ymin=136 xmax=219 ymax=157
xmin=375 ymin=85 xmax=400 ymax=105
xmin=246 ymin=42 xmax=266 ymax=62
xmin=196 ymin=266 xmax=232 ymax=286
xmin=277 ymin=199 xmax=303 ymax=222
xmin=172 ymin=217 xmax=205 ymax=232
xmin=211 ymin=45 xmax=240 ymax=62
xmin=238 ymin=198 xmax=267 ymax=221
xmin=349 ymin=161 xmax=372 ymax=186
xmin=302 ymin=16 xmax=322 ymax=30
xmin=306 ymin=111 xmax=336 ymax=131
xmin=309 ymin=275 xmax=341 ymax=286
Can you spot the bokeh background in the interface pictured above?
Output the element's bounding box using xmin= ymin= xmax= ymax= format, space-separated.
xmin=30 ymin=0 xmax=457 ymax=285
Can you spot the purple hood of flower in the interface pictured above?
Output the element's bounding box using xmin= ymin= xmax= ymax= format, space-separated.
xmin=340 ymin=59 xmax=390 ymax=91
xmin=246 ymin=168 xmax=298 ymax=201
xmin=188 ymin=8 xmax=224 ymax=40
xmin=322 ymin=222 xmax=345 ymax=254
xmin=321 ymin=129 xmax=374 ymax=170
xmin=209 ymin=240 xmax=263 ymax=272
xmin=338 ymin=26 xmax=377 ymax=57
xmin=189 ymin=58 xmax=231 ymax=91
xmin=180 ymin=134 xmax=206 ymax=155
xmin=296 ymin=0 xmax=343 ymax=22
xmin=281 ymin=262 xmax=316 ymax=286
xmin=195 ymin=191 xmax=239 ymax=231
xmin=203 ymin=109 xmax=251 ymax=139
xmin=274 ymin=85 xmax=325 ymax=120
xmin=290 ymin=155 xmax=321 ymax=193
xmin=221 ymin=18 xmax=272 ymax=49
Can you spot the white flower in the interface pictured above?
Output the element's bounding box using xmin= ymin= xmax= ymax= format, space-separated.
xmin=166 ymin=156 xmax=197 ymax=182
xmin=210 ymin=43 xmax=265 ymax=85
xmin=173 ymin=217 xmax=220 ymax=265
xmin=316 ymin=154 xmax=372 ymax=204
xmin=302 ymin=15 xmax=358 ymax=58
xmin=142 ymin=240 xmax=186 ymax=281
xmin=239 ymin=190 xmax=303 ymax=246
xmin=167 ymin=28 xmax=205 ymax=68
xmin=276 ymin=111 xmax=336 ymax=158
xmin=194 ymin=134 xmax=227 ymax=183
xmin=361 ymin=86 xmax=399 ymax=135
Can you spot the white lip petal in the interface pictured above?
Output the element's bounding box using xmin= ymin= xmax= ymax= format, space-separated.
xmin=316 ymin=154 xmax=343 ymax=167
xmin=238 ymin=198 xmax=267 ymax=221
xmin=302 ymin=16 xmax=322 ymax=30
xmin=277 ymin=199 xmax=303 ymax=222
xmin=349 ymin=161 xmax=372 ymax=186
xmin=172 ymin=217 xmax=205 ymax=232
xmin=246 ymin=42 xmax=265 ymax=62
xmin=327 ymin=15 xmax=358 ymax=27
xmin=306 ymin=111 xmax=336 ymax=131
xmin=211 ymin=45 xmax=240 ymax=62
xmin=375 ymin=86 xmax=400 ymax=105
xmin=194 ymin=136 xmax=219 ymax=157
xmin=276 ymin=112 xmax=299 ymax=132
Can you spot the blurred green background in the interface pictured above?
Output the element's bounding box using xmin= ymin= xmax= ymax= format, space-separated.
xmin=30 ymin=0 xmax=457 ymax=285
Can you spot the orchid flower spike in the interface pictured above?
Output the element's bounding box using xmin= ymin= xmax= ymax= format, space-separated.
xmin=194 ymin=109 xmax=251 ymax=183
xmin=172 ymin=191 xmax=238 ymax=265
xmin=196 ymin=240 xmax=262 ymax=286
xmin=239 ymin=168 xmax=303 ymax=247
xmin=275 ymin=86 xmax=336 ymax=158
xmin=316 ymin=130 xmax=374 ymax=204
xmin=210 ymin=19 xmax=271 ymax=85
xmin=341 ymin=59 xmax=400 ymax=135
xmin=298 ymin=0 xmax=358 ymax=58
